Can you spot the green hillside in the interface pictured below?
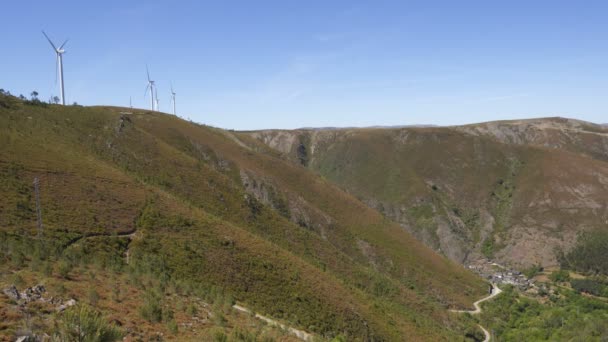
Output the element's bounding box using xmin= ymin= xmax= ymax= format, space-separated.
xmin=242 ymin=120 xmax=608 ymax=269
xmin=0 ymin=93 xmax=487 ymax=341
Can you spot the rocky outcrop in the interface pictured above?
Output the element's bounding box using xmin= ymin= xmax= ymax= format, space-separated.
xmin=240 ymin=169 xmax=334 ymax=236
xmin=3 ymin=285 xmax=20 ymax=301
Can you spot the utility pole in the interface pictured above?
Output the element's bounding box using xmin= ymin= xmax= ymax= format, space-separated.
xmin=33 ymin=177 xmax=43 ymax=239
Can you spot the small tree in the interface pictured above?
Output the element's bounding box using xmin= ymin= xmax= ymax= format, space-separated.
xmin=30 ymin=91 xmax=39 ymax=100
xmin=53 ymin=96 xmax=60 ymax=104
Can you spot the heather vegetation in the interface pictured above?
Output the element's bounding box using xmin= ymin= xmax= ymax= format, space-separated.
xmin=0 ymin=92 xmax=486 ymax=340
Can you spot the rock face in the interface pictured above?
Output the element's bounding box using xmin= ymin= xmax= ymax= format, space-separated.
xmin=3 ymin=284 xmax=47 ymax=304
xmin=56 ymin=298 xmax=77 ymax=312
xmin=241 ymin=117 xmax=608 ymax=269
xmin=3 ymin=285 xmax=20 ymax=301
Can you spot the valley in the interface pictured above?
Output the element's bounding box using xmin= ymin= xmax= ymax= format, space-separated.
xmin=1 ymin=92 xmax=608 ymax=341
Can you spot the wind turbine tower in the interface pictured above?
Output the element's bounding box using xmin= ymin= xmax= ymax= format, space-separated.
xmin=145 ymin=66 xmax=155 ymax=111
xmin=42 ymin=31 xmax=68 ymax=105
xmin=155 ymin=87 xmax=160 ymax=111
xmin=170 ymin=84 xmax=176 ymax=115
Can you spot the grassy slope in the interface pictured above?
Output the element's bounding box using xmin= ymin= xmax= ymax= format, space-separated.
xmin=0 ymin=96 xmax=486 ymax=341
xmin=241 ymin=124 xmax=608 ymax=268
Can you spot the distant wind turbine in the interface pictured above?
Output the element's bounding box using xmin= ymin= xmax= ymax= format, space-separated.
xmin=145 ymin=66 xmax=155 ymax=111
xmin=42 ymin=31 xmax=68 ymax=105
xmin=155 ymin=87 xmax=160 ymax=111
xmin=170 ymin=83 xmax=176 ymax=115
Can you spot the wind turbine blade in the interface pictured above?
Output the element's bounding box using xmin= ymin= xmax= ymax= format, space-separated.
xmin=146 ymin=66 xmax=151 ymax=82
xmin=42 ymin=31 xmax=57 ymax=50
xmin=145 ymin=84 xmax=150 ymax=97
xmin=59 ymin=39 xmax=69 ymax=50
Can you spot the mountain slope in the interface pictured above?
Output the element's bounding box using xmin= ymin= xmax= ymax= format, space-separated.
xmin=0 ymin=94 xmax=486 ymax=341
xmin=241 ymin=118 xmax=608 ymax=269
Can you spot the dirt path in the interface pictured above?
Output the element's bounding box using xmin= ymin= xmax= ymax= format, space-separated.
xmin=450 ymin=283 xmax=502 ymax=341
xmin=63 ymin=229 xmax=137 ymax=248
xmin=232 ymin=304 xmax=313 ymax=341
xmin=478 ymin=324 xmax=490 ymax=342
xmin=63 ymin=229 xmax=137 ymax=263
xmin=451 ymin=283 xmax=502 ymax=314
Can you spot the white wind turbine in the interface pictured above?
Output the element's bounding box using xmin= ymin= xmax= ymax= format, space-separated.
xmin=42 ymin=31 xmax=68 ymax=105
xmin=155 ymin=87 xmax=160 ymax=111
xmin=170 ymin=83 xmax=176 ymax=115
xmin=145 ymin=66 xmax=156 ymax=111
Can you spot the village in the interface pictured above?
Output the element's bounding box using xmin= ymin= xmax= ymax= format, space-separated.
xmin=466 ymin=259 xmax=535 ymax=291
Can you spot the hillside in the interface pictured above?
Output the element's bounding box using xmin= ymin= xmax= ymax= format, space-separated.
xmin=0 ymin=93 xmax=487 ymax=341
xmin=240 ymin=117 xmax=608 ymax=269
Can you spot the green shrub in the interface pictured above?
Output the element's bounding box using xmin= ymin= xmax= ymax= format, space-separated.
xmin=186 ymin=303 xmax=198 ymax=316
xmin=12 ymin=273 xmax=25 ymax=288
xmin=88 ymin=288 xmax=100 ymax=306
xmin=167 ymin=319 xmax=178 ymax=334
xmin=213 ymin=330 xmax=228 ymax=342
xmin=481 ymin=237 xmax=494 ymax=258
xmin=549 ymin=270 xmax=570 ymax=283
xmin=523 ymin=264 xmax=543 ymax=279
xmin=570 ymin=279 xmax=605 ymax=297
xmin=58 ymin=260 xmax=72 ymax=279
xmin=139 ymin=291 xmax=163 ymax=323
xmin=54 ymin=304 xmax=123 ymax=342
xmin=214 ymin=312 xmax=227 ymax=327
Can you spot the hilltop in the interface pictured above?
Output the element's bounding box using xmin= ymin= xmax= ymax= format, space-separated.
xmin=240 ymin=117 xmax=608 ymax=269
xmin=0 ymin=93 xmax=487 ymax=341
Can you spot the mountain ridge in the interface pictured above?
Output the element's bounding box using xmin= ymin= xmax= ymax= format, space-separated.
xmin=239 ymin=116 xmax=608 ymax=270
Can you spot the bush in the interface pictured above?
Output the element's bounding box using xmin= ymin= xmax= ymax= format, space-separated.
xmin=186 ymin=303 xmax=198 ymax=316
xmin=523 ymin=264 xmax=543 ymax=279
xmin=57 ymin=260 xmax=72 ymax=279
xmin=12 ymin=273 xmax=25 ymax=288
xmin=214 ymin=330 xmax=228 ymax=342
xmin=167 ymin=319 xmax=178 ymax=334
xmin=139 ymin=291 xmax=163 ymax=323
xmin=549 ymin=270 xmax=570 ymax=283
xmin=88 ymin=288 xmax=100 ymax=306
xmin=54 ymin=304 xmax=123 ymax=342
xmin=570 ymin=279 xmax=605 ymax=297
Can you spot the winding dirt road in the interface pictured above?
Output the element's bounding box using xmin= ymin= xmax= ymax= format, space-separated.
xmin=451 ymin=283 xmax=502 ymax=342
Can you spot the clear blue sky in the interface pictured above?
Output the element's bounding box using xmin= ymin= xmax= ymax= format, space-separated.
xmin=2 ymin=1 xmax=607 ymax=129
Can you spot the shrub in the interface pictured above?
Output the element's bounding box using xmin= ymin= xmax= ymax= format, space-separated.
xmin=570 ymin=279 xmax=605 ymax=297
xmin=54 ymin=304 xmax=123 ymax=342
xmin=12 ymin=273 xmax=25 ymax=288
xmin=213 ymin=330 xmax=228 ymax=342
xmin=523 ymin=264 xmax=543 ymax=279
xmin=186 ymin=303 xmax=198 ymax=316
xmin=57 ymin=260 xmax=72 ymax=279
xmin=88 ymin=288 xmax=100 ymax=306
xmin=139 ymin=291 xmax=163 ymax=323
xmin=549 ymin=270 xmax=570 ymax=283
xmin=167 ymin=319 xmax=178 ymax=334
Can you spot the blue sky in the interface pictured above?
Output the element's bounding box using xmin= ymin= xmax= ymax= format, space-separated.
xmin=2 ymin=1 xmax=607 ymax=129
